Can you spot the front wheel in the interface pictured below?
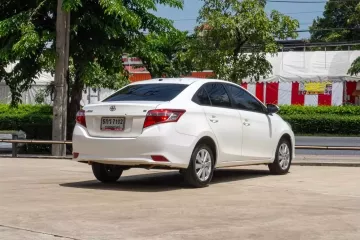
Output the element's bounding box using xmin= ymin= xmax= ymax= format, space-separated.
xmin=268 ymin=139 xmax=292 ymax=175
xmin=183 ymin=144 xmax=215 ymax=188
xmin=92 ymin=163 xmax=123 ymax=183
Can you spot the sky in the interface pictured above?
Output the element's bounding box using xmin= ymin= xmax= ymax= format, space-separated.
xmin=154 ymin=0 xmax=327 ymax=39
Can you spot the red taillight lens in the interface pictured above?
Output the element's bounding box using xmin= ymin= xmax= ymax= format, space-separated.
xmin=143 ymin=109 xmax=186 ymax=129
xmin=73 ymin=152 xmax=79 ymax=158
xmin=151 ymin=155 xmax=169 ymax=162
xmin=76 ymin=110 xmax=86 ymax=127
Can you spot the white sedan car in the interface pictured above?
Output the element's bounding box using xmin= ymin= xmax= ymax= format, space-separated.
xmin=72 ymin=78 xmax=295 ymax=188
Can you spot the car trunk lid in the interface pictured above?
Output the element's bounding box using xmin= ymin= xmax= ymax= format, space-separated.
xmin=83 ymin=101 xmax=161 ymax=138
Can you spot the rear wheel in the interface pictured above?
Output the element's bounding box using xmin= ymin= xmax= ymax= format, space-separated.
xmin=268 ymin=138 xmax=292 ymax=175
xmin=92 ymin=163 xmax=123 ymax=183
xmin=183 ymin=144 xmax=214 ymax=188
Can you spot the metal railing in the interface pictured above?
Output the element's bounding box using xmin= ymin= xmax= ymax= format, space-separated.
xmin=0 ymin=139 xmax=71 ymax=157
xmin=1 ymin=138 xmax=360 ymax=158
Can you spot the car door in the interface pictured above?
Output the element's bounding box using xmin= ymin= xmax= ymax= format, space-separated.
xmin=224 ymin=83 xmax=274 ymax=161
xmin=194 ymin=83 xmax=244 ymax=162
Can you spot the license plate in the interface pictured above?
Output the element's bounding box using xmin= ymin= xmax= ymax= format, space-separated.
xmin=101 ymin=117 xmax=125 ymax=131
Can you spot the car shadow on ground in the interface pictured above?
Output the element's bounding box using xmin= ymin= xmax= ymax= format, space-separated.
xmin=60 ymin=168 xmax=270 ymax=192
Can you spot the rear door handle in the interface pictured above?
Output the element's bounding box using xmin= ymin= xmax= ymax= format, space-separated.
xmin=243 ymin=122 xmax=250 ymax=126
xmin=210 ymin=119 xmax=219 ymax=123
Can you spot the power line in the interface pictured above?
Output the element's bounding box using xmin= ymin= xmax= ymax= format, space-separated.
xmin=173 ymin=18 xmax=196 ymax=21
xmin=185 ymin=27 xmax=360 ymax=34
xmin=174 ymin=19 xmax=315 ymax=24
xmin=280 ymin=10 xmax=323 ymax=14
xmin=296 ymin=27 xmax=360 ymax=32
xmin=172 ymin=10 xmax=324 ymax=22
xmin=181 ymin=41 xmax=360 ymax=51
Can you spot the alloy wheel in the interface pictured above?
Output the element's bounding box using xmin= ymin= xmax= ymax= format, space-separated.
xmin=278 ymin=143 xmax=290 ymax=170
xmin=195 ymin=149 xmax=212 ymax=181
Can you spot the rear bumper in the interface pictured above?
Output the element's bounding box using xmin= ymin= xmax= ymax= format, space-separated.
xmin=72 ymin=123 xmax=197 ymax=169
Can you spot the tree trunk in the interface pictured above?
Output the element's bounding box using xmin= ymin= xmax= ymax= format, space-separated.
xmin=68 ymin=74 xmax=84 ymax=130
xmin=64 ymin=71 xmax=84 ymax=154
xmin=52 ymin=0 xmax=70 ymax=156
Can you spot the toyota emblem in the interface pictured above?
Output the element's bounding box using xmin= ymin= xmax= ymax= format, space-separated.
xmin=109 ymin=106 xmax=116 ymax=111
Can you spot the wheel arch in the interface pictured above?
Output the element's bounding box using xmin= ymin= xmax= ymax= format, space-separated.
xmin=195 ymin=136 xmax=218 ymax=166
xmin=279 ymin=133 xmax=294 ymax=158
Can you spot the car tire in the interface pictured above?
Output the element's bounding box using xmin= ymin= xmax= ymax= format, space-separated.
xmin=183 ymin=144 xmax=215 ymax=188
xmin=268 ymin=138 xmax=292 ymax=175
xmin=92 ymin=163 xmax=123 ymax=183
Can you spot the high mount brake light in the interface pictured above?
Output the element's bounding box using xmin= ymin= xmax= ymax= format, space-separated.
xmin=76 ymin=109 xmax=86 ymax=127
xmin=143 ymin=109 xmax=186 ymax=129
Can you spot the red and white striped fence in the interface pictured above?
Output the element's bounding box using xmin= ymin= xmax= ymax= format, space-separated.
xmin=240 ymin=82 xmax=347 ymax=106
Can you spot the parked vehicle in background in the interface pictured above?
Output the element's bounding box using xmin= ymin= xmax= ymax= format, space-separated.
xmin=72 ymin=78 xmax=295 ymax=188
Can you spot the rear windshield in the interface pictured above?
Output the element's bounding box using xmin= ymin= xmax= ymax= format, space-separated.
xmin=103 ymin=83 xmax=188 ymax=102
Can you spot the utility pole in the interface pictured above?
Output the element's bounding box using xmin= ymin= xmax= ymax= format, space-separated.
xmin=52 ymin=0 xmax=70 ymax=156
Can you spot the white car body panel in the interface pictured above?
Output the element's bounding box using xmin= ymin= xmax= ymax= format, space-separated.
xmin=202 ymin=106 xmax=244 ymax=162
xmin=239 ymin=110 xmax=275 ymax=161
xmin=72 ymin=78 xmax=295 ymax=169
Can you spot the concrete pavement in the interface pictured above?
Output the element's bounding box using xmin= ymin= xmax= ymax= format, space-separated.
xmin=0 ymin=158 xmax=360 ymax=240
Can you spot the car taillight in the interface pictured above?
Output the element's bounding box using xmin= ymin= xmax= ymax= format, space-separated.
xmin=76 ymin=109 xmax=86 ymax=127
xmin=151 ymin=155 xmax=169 ymax=162
xmin=143 ymin=109 xmax=186 ymax=129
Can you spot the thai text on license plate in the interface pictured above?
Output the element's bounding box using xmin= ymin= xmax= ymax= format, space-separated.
xmin=101 ymin=117 xmax=125 ymax=131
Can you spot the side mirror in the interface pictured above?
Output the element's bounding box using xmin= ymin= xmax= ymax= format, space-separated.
xmin=267 ymin=104 xmax=279 ymax=114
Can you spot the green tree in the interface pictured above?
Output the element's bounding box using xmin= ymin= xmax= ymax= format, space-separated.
xmin=348 ymin=58 xmax=360 ymax=76
xmin=309 ymin=0 xmax=360 ymax=78
xmin=0 ymin=0 xmax=183 ymax=121
xmin=186 ymin=0 xmax=299 ymax=83
xmin=131 ymin=29 xmax=193 ymax=78
xmin=310 ymin=0 xmax=360 ymax=43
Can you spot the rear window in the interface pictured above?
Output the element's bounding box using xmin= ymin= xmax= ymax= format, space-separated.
xmin=103 ymin=83 xmax=188 ymax=102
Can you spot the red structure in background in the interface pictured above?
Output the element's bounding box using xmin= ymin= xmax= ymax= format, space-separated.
xmin=125 ymin=65 xmax=214 ymax=82
xmin=346 ymin=82 xmax=357 ymax=104
xmin=128 ymin=71 xmax=214 ymax=82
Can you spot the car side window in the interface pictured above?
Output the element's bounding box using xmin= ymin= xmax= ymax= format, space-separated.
xmin=192 ymin=86 xmax=211 ymax=106
xmin=204 ymin=83 xmax=231 ymax=108
xmin=225 ymin=84 xmax=266 ymax=113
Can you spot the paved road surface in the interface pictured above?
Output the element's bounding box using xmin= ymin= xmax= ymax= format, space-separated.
xmin=1 ymin=158 xmax=360 ymax=240
xmin=295 ymin=136 xmax=360 ymax=156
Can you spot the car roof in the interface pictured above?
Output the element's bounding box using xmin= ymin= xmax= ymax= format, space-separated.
xmin=129 ymin=78 xmax=232 ymax=86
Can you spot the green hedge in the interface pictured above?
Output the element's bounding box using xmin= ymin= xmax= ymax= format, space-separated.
xmin=278 ymin=105 xmax=360 ymax=135
xmin=0 ymin=104 xmax=74 ymax=153
xmin=281 ymin=114 xmax=360 ymax=135
xmin=278 ymin=105 xmax=360 ymax=116
xmin=0 ymin=104 xmax=52 ymax=115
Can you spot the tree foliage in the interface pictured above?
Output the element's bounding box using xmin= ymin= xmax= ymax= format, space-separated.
xmin=0 ymin=0 xmax=56 ymax=103
xmin=310 ymin=0 xmax=360 ymax=43
xmin=309 ymin=0 xmax=360 ymax=76
xmin=131 ymin=29 xmax=193 ymax=78
xmin=186 ymin=0 xmax=299 ymax=83
xmin=0 ymin=0 xmax=183 ymax=119
xmin=348 ymin=58 xmax=360 ymax=76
